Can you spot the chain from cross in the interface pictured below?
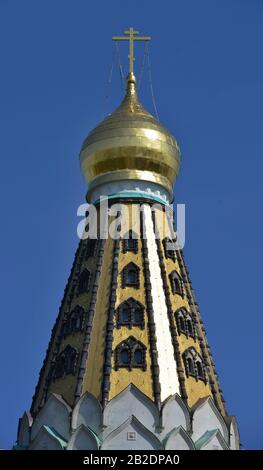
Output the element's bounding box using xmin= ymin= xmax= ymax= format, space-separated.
xmin=112 ymin=27 xmax=151 ymax=74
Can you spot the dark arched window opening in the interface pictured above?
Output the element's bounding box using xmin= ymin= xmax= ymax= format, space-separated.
xmin=134 ymin=348 xmax=143 ymax=365
xmin=175 ymin=308 xmax=195 ymax=339
xmin=176 ymin=314 xmax=186 ymax=334
xmin=85 ymin=238 xmax=97 ymax=258
xmin=121 ymin=306 xmax=129 ymax=323
xmin=53 ymin=345 xmax=78 ymax=381
xmin=169 ymin=270 xmax=183 ymax=296
xmin=187 ymin=319 xmax=194 ymax=337
xmin=196 ymin=361 xmax=204 ymax=379
xmin=127 ymin=268 xmax=136 ymax=285
xmin=186 ymin=357 xmax=195 ymax=376
xmin=122 ymin=231 xmax=138 ymax=254
xmin=115 ymin=336 xmax=146 ymax=371
xmin=120 ymin=349 xmax=129 ymax=364
xmin=134 ymin=307 xmax=143 ymax=324
xmin=163 ymin=238 xmax=176 ymax=261
xmin=78 ymin=269 xmax=90 ymax=295
xmin=122 ymin=262 xmax=140 ymax=289
xmin=183 ymin=347 xmax=207 ymax=383
xmin=116 ymin=298 xmax=145 ymax=329
xmin=61 ymin=305 xmax=85 ymax=338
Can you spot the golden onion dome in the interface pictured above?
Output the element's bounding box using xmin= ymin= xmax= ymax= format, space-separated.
xmin=80 ymin=72 xmax=181 ymax=203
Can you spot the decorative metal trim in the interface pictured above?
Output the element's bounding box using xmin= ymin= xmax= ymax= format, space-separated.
xmin=116 ymin=297 xmax=145 ymax=329
xmin=140 ymin=205 xmax=161 ymax=409
xmin=115 ymin=336 xmax=147 ymax=371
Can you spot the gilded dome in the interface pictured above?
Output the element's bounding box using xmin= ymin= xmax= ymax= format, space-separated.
xmin=80 ymin=73 xmax=181 ymax=202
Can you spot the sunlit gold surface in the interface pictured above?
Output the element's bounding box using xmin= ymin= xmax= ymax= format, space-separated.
xmin=80 ymin=73 xmax=181 ymax=196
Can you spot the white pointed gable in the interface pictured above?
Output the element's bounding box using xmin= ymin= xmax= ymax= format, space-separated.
xmin=67 ymin=425 xmax=99 ymax=450
xmin=161 ymin=394 xmax=191 ymax=437
xmin=165 ymin=426 xmax=195 ymax=450
xmin=192 ymin=397 xmax=228 ymax=442
xmin=101 ymin=416 xmax=162 ymax=450
xmin=31 ymin=394 xmax=71 ymax=441
xmin=29 ymin=426 xmax=66 ymax=450
xmin=72 ymin=392 xmax=102 ymax=435
xmin=103 ymin=384 xmax=159 ymax=436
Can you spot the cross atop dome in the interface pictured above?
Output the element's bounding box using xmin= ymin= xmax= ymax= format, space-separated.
xmin=112 ymin=27 xmax=151 ymax=74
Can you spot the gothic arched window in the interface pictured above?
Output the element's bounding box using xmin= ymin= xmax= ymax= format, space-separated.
xmin=169 ymin=270 xmax=183 ymax=297
xmin=196 ymin=360 xmax=205 ymax=380
xmin=122 ymin=230 xmax=138 ymax=254
xmin=187 ymin=357 xmax=195 ymax=376
xmin=116 ymin=298 xmax=145 ymax=329
xmin=163 ymin=237 xmax=176 ymax=261
xmin=85 ymin=238 xmax=97 ymax=259
xmin=61 ymin=305 xmax=85 ymax=338
xmin=53 ymin=345 xmax=79 ymax=380
xmin=175 ymin=308 xmax=195 ymax=339
xmin=182 ymin=347 xmax=207 ymax=383
xmin=78 ymin=268 xmax=90 ymax=295
xmin=115 ymin=336 xmax=146 ymax=371
xmin=120 ymin=348 xmax=129 ymax=365
xmin=122 ymin=262 xmax=140 ymax=289
xmin=187 ymin=319 xmax=194 ymax=337
xmin=175 ymin=309 xmax=186 ymax=335
xmin=134 ymin=347 xmax=143 ymax=365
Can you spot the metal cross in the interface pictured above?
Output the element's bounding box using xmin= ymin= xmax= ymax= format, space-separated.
xmin=112 ymin=27 xmax=151 ymax=74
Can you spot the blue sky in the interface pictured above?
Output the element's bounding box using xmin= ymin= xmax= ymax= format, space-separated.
xmin=0 ymin=0 xmax=262 ymax=450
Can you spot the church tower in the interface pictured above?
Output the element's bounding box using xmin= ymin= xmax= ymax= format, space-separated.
xmin=16 ymin=29 xmax=239 ymax=451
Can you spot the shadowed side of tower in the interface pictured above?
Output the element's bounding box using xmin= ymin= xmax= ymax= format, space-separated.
xmin=15 ymin=31 xmax=239 ymax=451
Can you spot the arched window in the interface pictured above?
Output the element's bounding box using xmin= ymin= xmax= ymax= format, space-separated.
xmin=187 ymin=357 xmax=195 ymax=376
xmin=128 ymin=269 xmax=136 ymax=284
xmin=115 ymin=336 xmax=146 ymax=371
xmin=61 ymin=305 xmax=85 ymax=338
xmin=169 ymin=270 xmax=183 ymax=296
xmin=175 ymin=308 xmax=195 ymax=339
xmin=78 ymin=268 xmax=90 ymax=295
xmin=116 ymin=298 xmax=145 ymax=329
xmin=196 ymin=361 xmax=204 ymax=379
xmin=183 ymin=347 xmax=207 ymax=383
xmin=187 ymin=319 xmax=194 ymax=337
xmin=85 ymin=238 xmax=97 ymax=259
xmin=122 ymin=231 xmax=138 ymax=254
xmin=134 ymin=307 xmax=143 ymax=324
xmin=134 ymin=348 xmax=143 ymax=365
xmin=120 ymin=349 xmax=129 ymax=364
xmin=53 ymin=345 xmax=79 ymax=380
xmin=121 ymin=305 xmax=130 ymax=323
xmin=163 ymin=238 xmax=176 ymax=261
xmin=122 ymin=262 xmax=140 ymax=289
xmin=175 ymin=309 xmax=186 ymax=335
